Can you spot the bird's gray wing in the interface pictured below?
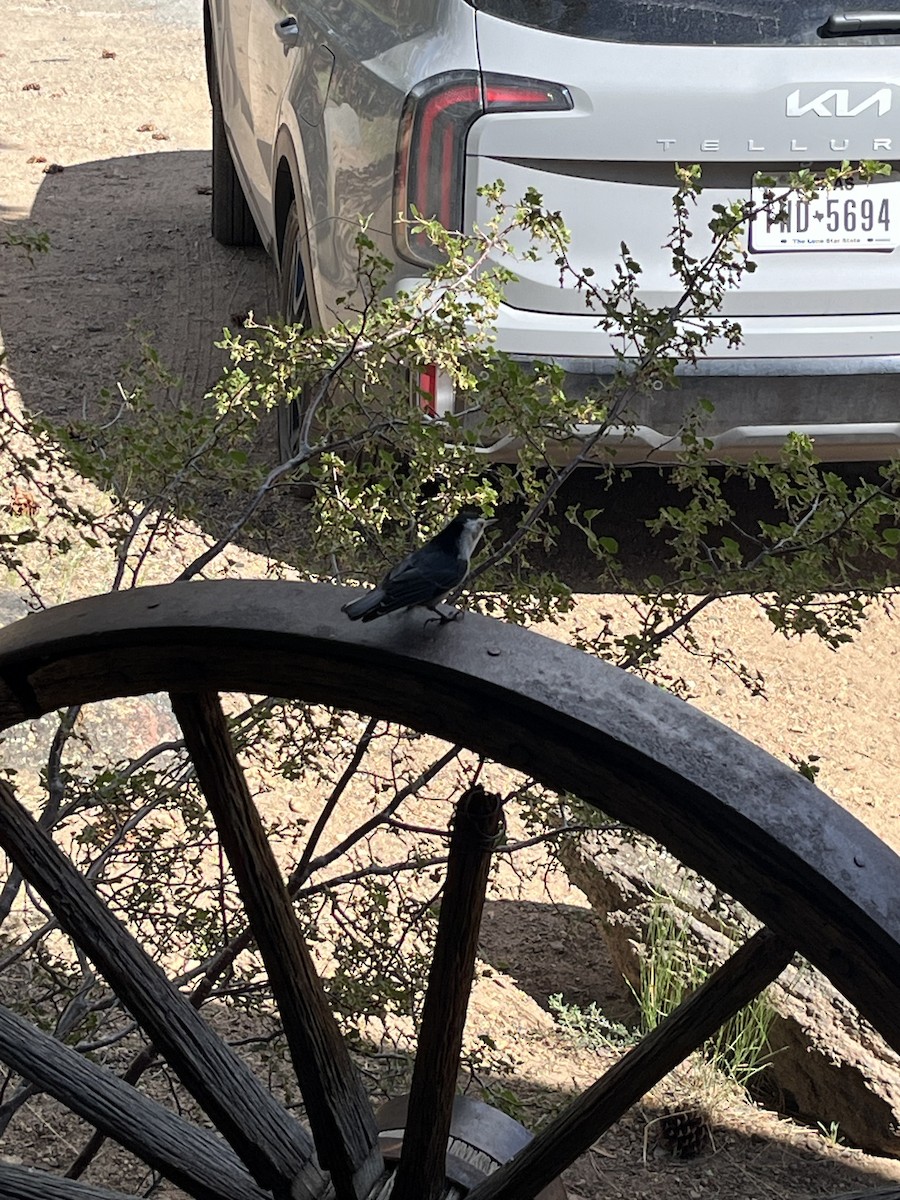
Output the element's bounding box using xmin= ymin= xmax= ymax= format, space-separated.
xmin=379 ymin=554 xmax=466 ymax=610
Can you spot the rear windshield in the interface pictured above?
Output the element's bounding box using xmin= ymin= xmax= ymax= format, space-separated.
xmin=471 ymin=1 xmax=899 ymax=46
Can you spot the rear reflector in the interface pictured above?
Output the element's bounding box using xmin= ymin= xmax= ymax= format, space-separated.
xmin=416 ymin=364 xmax=455 ymax=417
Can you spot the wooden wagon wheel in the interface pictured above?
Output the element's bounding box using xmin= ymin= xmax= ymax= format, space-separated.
xmin=0 ymin=579 xmax=899 ymax=1200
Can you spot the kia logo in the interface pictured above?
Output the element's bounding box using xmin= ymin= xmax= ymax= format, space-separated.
xmin=786 ymin=87 xmax=892 ymax=117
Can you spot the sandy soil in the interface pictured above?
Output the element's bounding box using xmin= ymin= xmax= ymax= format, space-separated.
xmin=1 ymin=0 xmax=275 ymax=428
xmin=2 ymin=3 xmax=900 ymax=1198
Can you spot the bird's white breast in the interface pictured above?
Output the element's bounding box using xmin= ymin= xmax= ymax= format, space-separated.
xmin=457 ymin=519 xmax=487 ymax=564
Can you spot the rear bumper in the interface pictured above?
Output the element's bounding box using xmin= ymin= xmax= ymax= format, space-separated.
xmin=396 ymin=277 xmax=900 ymax=462
xmin=468 ymin=422 xmax=900 ymax=465
xmin=466 ymin=355 xmax=900 ymax=463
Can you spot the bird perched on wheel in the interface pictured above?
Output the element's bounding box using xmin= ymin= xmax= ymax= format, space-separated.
xmin=341 ymin=509 xmax=494 ymax=624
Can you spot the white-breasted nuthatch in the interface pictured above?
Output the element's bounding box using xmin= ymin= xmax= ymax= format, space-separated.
xmin=341 ymin=509 xmax=494 ymax=623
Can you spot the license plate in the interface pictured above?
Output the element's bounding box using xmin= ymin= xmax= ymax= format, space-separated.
xmin=748 ymin=173 xmax=900 ymax=251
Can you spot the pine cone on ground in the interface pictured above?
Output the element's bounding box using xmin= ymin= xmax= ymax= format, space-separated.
xmin=657 ymin=1105 xmax=711 ymax=1158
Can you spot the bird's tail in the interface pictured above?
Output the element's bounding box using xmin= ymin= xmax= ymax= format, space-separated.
xmin=341 ymin=590 xmax=385 ymax=621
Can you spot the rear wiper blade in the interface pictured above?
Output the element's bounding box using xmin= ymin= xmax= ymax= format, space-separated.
xmin=818 ymin=10 xmax=900 ymax=37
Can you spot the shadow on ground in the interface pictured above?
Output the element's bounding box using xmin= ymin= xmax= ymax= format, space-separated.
xmin=1 ymin=150 xmax=274 ymax=430
xmin=480 ymin=897 xmax=634 ymax=1024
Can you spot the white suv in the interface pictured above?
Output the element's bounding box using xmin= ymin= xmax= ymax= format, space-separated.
xmin=204 ymin=1 xmax=900 ymax=462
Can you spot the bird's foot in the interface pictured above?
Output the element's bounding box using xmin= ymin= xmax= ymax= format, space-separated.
xmin=424 ymin=604 xmax=462 ymax=627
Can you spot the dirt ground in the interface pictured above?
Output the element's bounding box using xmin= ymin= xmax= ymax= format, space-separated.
xmin=2 ymin=3 xmax=900 ymax=1198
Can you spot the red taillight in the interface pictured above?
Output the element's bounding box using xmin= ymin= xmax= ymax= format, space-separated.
xmin=395 ymin=72 xmax=573 ymax=266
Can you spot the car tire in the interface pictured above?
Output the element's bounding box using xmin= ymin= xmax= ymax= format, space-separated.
xmin=210 ymin=55 xmax=260 ymax=247
xmin=276 ymin=198 xmax=315 ymax=463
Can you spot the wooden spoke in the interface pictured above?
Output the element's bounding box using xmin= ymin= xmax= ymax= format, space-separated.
xmin=466 ymin=927 xmax=796 ymax=1200
xmin=0 ymin=1001 xmax=270 ymax=1200
xmin=390 ymin=785 xmax=503 ymax=1200
xmin=0 ymin=779 xmax=324 ymax=1200
xmin=0 ymin=1163 xmax=137 ymax=1200
xmin=170 ymin=690 xmax=383 ymax=1200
